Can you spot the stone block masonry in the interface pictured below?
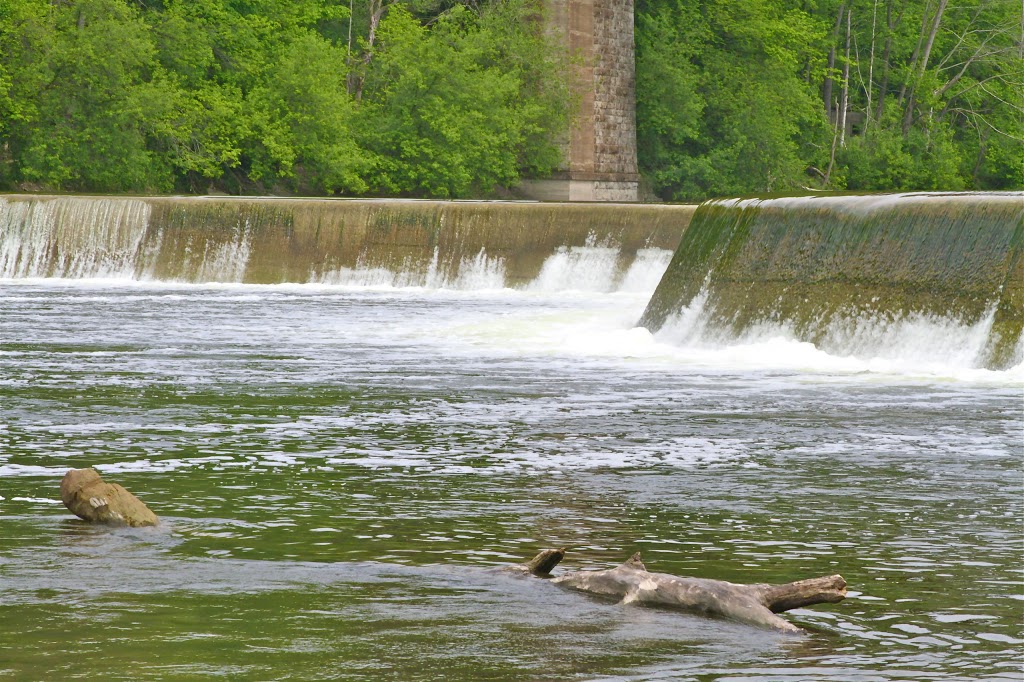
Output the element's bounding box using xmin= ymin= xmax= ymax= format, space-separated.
xmin=519 ymin=0 xmax=639 ymax=202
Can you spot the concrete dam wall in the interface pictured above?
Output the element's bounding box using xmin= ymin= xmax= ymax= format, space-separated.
xmin=0 ymin=196 xmax=694 ymax=288
xmin=639 ymin=192 xmax=1024 ymax=369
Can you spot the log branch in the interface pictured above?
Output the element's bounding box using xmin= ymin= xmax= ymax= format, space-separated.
xmin=755 ymin=574 xmax=849 ymax=613
xmin=523 ymin=547 xmax=566 ymax=576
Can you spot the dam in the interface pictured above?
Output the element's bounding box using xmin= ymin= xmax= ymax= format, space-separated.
xmin=0 ymin=195 xmax=690 ymax=287
xmin=0 ymin=192 xmax=1021 ymax=680
xmin=641 ymin=192 xmax=1024 ymax=370
xmin=2 ymin=191 xmax=1019 ymax=368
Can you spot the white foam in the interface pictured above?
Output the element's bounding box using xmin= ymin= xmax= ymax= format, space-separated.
xmin=1 ymin=243 xmax=1018 ymax=386
xmin=0 ymin=197 xmax=151 ymax=278
xmin=315 ymin=247 xmax=507 ymax=290
xmin=187 ymin=219 xmax=252 ymax=283
xmin=617 ymin=249 xmax=674 ymax=293
xmin=324 ymin=434 xmax=751 ymax=475
xmin=96 ymin=457 xmax=236 ymax=474
xmin=653 ymin=296 xmax=1024 ymax=383
xmin=0 ymin=464 xmax=70 ymax=477
xmin=449 ymin=248 xmax=506 ymax=290
xmin=528 ymin=245 xmax=621 ymax=293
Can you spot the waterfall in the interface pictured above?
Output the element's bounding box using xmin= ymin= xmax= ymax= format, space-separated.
xmin=0 ymin=195 xmax=690 ymax=291
xmin=2 ymin=192 xmax=1019 ymax=369
xmin=0 ymin=197 xmax=152 ymax=279
xmin=640 ymin=192 xmax=1024 ymax=370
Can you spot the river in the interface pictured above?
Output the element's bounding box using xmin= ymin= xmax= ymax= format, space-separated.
xmin=1 ymin=249 xmax=1021 ymax=680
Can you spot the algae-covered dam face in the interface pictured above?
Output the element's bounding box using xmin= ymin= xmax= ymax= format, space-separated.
xmin=0 ymin=195 xmax=693 ymax=288
xmin=640 ymin=192 xmax=1024 ymax=370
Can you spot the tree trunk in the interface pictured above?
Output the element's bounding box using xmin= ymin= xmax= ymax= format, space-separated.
xmin=823 ymin=4 xmax=846 ymax=121
xmin=902 ymin=0 xmax=949 ymax=134
xmin=520 ymin=550 xmax=847 ymax=633
xmin=866 ymin=0 xmax=879 ymax=130
xmin=898 ymin=0 xmax=932 ymax=107
xmin=352 ymin=0 xmax=388 ymax=100
xmin=839 ymin=9 xmax=852 ymax=146
xmin=876 ymin=0 xmax=892 ymax=120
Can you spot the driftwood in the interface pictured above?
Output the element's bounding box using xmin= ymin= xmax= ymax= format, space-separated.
xmin=60 ymin=468 xmax=159 ymax=527
xmin=518 ymin=549 xmax=846 ymax=632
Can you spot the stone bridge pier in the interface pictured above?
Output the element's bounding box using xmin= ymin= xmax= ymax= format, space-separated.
xmin=518 ymin=0 xmax=639 ymax=202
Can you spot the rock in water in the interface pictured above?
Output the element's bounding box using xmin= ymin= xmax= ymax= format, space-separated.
xmin=60 ymin=468 xmax=159 ymax=527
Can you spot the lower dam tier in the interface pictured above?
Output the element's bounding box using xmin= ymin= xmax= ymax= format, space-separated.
xmin=0 ymin=196 xmax=693 ymax=288
xmin=639 ymin=192 xmax=1023 ymax=370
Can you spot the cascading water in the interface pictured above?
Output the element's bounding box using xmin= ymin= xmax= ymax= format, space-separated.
xmin=0 ymin=195 xmax=687 ymax=291
xmin=1 ymin=193 xmax=1021 ymax=680
xmin=0 ymin=197 xmax=152 ymax=279
xmin=640 ymin=192 xmax=1024 ymax=370
xmin=2 ymin=192 xmax=1021 ymax=371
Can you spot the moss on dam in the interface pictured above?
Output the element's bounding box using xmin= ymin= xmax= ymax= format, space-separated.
xmin=639 ymin=192 xmax=1024 ymax=369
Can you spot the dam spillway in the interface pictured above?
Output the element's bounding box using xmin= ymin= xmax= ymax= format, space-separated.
xmin=0 ymin=195 xmax=693 ymax=289
xmin=639 ymin=192 xmax=1024 ymax=370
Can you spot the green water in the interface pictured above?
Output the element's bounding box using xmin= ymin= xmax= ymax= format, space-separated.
xmin=1 ymin=280 xmax=1021 ymax=680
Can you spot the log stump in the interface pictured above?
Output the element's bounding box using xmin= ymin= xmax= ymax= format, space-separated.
xmin=60 ymin=468 xmax=159 ymax=527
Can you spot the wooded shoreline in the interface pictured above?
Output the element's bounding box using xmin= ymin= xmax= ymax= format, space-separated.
xmin=1 ymin=0 xmax=1018 ymax=199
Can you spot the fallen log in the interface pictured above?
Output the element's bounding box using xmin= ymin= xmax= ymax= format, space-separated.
xmin=522 ymin=549 xmax=845 ymax=632
xmin=60 ymin=468 xmax=159 ymax=527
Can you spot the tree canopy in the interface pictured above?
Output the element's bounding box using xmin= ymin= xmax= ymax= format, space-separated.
xmin=0 ymin=0 xmax=571 ymax=197
xmin=635 ymin=0 xmax=1023 ymax=200
xmin=0 ymin=0 xmax=1020 ymax=198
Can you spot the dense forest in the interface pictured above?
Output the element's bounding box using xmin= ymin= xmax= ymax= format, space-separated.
xmin=636 ymin=0 xmax=1023 ymax=199
xmin=0 ymin=0 xmax=1020 ymax=199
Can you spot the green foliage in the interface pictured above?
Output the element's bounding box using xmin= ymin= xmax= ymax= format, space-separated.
xmin=635 ymin=0 xmax=1022 ymax=200
xmin=838 ymin=103 xmax=965 ymax=190
xmin=636 ymin=0 xmax=831 ymax=201
xmin=356 ymin=1 xmax=570 ymax=197
xmin=0 ymin=0 xmax=570 ymax=196
xmin=246 ymin=33 xmax=369 ymax=194
xmin=2 ymin=0 xmax=1017 ymax=198
xmin=3 ymin=0 xmax=171 ymax=191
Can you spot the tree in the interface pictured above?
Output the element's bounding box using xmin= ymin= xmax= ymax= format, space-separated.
xmin=3 ymin=0 xmax=171 ymax=191
xmin=246 ymin=33 xmax=369 ymax=194
xmin=354 ymin=1 xmax=571 ymax=197
xmin=633 ymin=0 xmax=1022 ymax=199
xmin=636 ymin=0 xmax=831 ymax=200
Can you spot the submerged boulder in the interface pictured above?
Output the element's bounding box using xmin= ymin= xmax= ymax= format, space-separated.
xmin=60 ymin=468 xmax=159 ymax=527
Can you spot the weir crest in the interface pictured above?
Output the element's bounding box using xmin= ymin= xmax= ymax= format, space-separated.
xmin=0 ymin=195 xmax=691 ymax=291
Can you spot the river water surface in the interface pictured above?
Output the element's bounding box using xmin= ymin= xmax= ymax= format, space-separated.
xmin=1 ymin=252 xmax=1021 ymax=680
